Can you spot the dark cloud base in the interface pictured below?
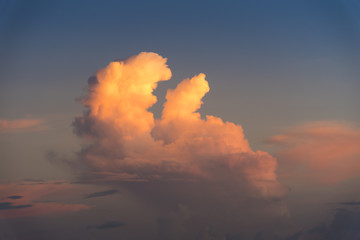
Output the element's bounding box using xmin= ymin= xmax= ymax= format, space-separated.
xmin=84 ymin=189 xmax=119 ymax=199
xmin=86 ymin=221 xmax=125 ymax=230
xmin=7 ymin=196 xmax=23 ymax=200
xmin=0 ymin=202 xmax=32 ymax=210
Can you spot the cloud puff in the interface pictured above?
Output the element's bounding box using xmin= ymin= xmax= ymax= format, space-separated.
xmin=0 ymin=118 xmax=47 ymax=133
xmin=0 ymin=181 xmax=91 ymax=219
xmin=73 ymin=52 xmax=284 ymax=199
xmin=266 ymin=121 xmax=360 ymax=184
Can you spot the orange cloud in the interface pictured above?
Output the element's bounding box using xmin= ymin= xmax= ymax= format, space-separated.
xmin=0 ymin=118 xmax=47 ymax=133
xmin=266 ymin=121 xmax=360 ymax=184
xmin=82 ymin=52 xmax=172 ymax=138
xmin=0 ymin=181 xmax=91 ymax=219
xmin=73 ymin=52 xmax=284 ymax=198
xmin=0 ymin=202 xmax=90 ymax=219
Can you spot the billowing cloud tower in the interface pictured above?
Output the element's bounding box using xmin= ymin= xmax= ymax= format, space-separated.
xmin=74 ymin=52 xmax=284 ymax=198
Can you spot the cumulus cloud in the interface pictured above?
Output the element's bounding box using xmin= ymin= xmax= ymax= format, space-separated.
xmin=73 ymin=52 xmax=284 ymax=199
xmin=66 ymin=52 xmax=290 ymax=239
xmin=0 ymin=181 xmax=91 ymax=219
xmin=0 ymin=117 xmax=47 ymax=133
xmin=266 ymin=121 xmax=360 ymax=184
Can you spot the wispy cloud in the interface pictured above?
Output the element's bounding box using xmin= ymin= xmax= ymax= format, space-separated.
xmin=0 ymin=202 xmax=32 ymax=210
xmin=86 ymin=221 xmax=125 ymax=230
xmin=0 ymin=181 xmax=91 ymax=219
xmin=336 ymin=201 xmax=360 ymax=206
xmin=266 ymin=121 xmax=360 ymax=184
xmin=0 ymin=117 xmax=47 ymax=133
xmin=7 ymin=195 xmax=23 ymax=200
xmin=85 ymin=189 xmax=118 ymax=199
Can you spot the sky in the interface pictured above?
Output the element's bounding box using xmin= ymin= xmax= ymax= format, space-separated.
xmin=0 ymin=0 xmax=360 ymax=239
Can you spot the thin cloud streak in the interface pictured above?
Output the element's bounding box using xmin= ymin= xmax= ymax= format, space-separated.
xmin=0 ymin=202 xmax=32 ymax=210
xmin=7 ymin=195 xmax=23 ymax=200
xmin=336 ymin=201 xmax=360 ymax=206
xmin=85 ymin=189 xmax=118 ymax=199
xmin=86 ymin=221 xmax=125 ymax=230
xmin=0 ymin=118 xmax=47 ymax=133
xmin=0 ymin=181 xmax=91 ymax=219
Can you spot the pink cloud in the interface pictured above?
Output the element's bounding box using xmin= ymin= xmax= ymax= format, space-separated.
xmin=266 ymin=121 xmax=360 ymax=184
xmin=0 ymin=118 xmax=47 ymax=133
xmin=0 ymin=181 xmax=91 ymax=219
xmin=0 ymin=202 xmax=90 ymax=219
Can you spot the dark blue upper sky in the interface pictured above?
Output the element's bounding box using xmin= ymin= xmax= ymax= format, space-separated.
xmin=1 ymin=0 xmax=359 ymax=122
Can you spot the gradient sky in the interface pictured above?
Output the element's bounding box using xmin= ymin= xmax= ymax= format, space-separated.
xmin=1 ymin=1 xmax=360 ymax=240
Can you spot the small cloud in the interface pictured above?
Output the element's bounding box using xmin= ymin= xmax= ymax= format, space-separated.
xmin=0 ymin=202 xmax=32 ymax=210
xmin=0 ymin=117 xmax=47 ymax=133
xmin=19 ymin=179 xmax=46 ymax=186
xmin=86 ymin=221 xmax=125 ymax=230
xmin=7 ymin=195 xmax=23 ymax=200
xmin=85 ymin=189 xmax=119 ymax=199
